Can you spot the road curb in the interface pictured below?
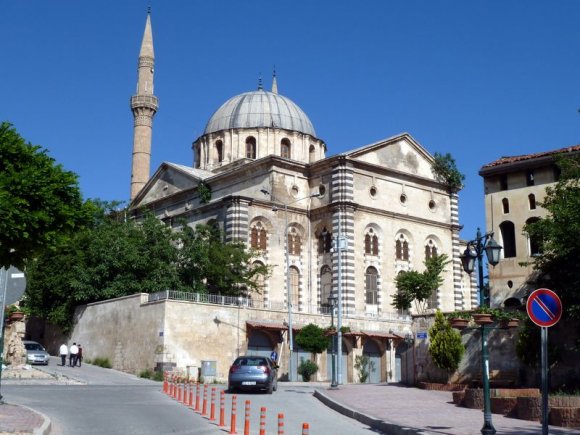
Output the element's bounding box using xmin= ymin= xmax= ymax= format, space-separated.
xmin=19 ymin=404 xmax=51 ymax=435
xmin=313 ymin=388 xmax=426 ymax=435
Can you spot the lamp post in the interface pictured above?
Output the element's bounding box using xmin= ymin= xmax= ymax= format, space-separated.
xmin=328 ymin=295 xmax=338 ymax=388
xmin=261 ymin=189 xmax=320 ymax=382
xmin=460 ymin=228 xmax=502 ymax=435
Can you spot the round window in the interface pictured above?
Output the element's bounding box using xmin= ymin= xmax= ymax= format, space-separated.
xmin=318 ymin=185 xmax=326 ymax=197
xmin=400 ymin=194 xmax=407 ymax=204
xmin=291 ymin=185 xmax=299 ymax=196
xmin=369 ymin=186 xmax=377 ymax=198
xmin=428 ymin=200 xmax=436 ymax=210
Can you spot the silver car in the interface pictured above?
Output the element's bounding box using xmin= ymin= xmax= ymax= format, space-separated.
xmin=23 ymin=340 xmax=50 ymax=365
xmin=227 ymin=356 xmax=278 ymax=394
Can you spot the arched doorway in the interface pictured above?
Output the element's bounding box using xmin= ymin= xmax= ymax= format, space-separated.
xmin=247 ymin=330 xmax=275 ymax=358
xmin=362 ymin=339 xmax=381 ymax=383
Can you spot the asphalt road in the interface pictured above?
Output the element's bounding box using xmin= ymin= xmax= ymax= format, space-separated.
xmin=2 ymin=357 xmax=377 ymax=435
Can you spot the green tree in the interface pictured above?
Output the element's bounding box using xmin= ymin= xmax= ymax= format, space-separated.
xmin=428 ymin=310 xmax=465 ymax=372
xmin=175 ymin=224 xmax=270 ymax=296
xmin=295 ymin=323 xmax=330 ymax=354
xmin=25 ymin=208 xmax=181 ymax=330
xmin=0 ymin=122 xmax=89 ymax=269
xmin=431 ymin=152 xmax=465 ymax=192
xmin=392 ymin=254 xmax=450 ymax=313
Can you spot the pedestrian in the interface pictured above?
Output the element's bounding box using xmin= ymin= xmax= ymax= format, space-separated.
xmin=59 ymin=343 xmax=68 ymax=366
xmin=77 ymin=344 xmax=83 ymax=367
xmin=69 ymin=342 xmax=79 ymax=367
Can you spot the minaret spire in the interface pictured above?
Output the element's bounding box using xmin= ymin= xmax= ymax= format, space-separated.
xmin=130 ymin=11 xmax=158 ymax=201
xmin=271 ymin=66 xmax=278 ymax=94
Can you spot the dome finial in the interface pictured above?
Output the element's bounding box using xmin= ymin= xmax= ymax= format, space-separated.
xmin=257 ymin=73 xmax=263 ymax=91
xmin=271 ymin=66 xmax=278 ymax=94
xmin=147 ymin=4 xmax=151 ymax=14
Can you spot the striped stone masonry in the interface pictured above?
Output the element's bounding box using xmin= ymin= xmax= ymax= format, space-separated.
xmin=450 ymin=192 xmax=465 ymax=310
xmin=225 ymin=198 xmax=249 ymax=243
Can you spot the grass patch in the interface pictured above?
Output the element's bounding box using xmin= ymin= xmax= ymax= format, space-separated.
xmin=139 ymin=369 xmax=164 ymax=382
xmin=91 ymin=357 xmax=112 ymax=368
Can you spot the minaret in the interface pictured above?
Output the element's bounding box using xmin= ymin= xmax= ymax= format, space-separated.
xmin=271 ymin=67 xmax=278 ymax=94
xmin=130 ymin=10 xmax=158 ymax=201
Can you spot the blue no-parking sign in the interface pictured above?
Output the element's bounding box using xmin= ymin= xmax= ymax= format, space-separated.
xmin=527 ymin=288 xmax=562 ymax=328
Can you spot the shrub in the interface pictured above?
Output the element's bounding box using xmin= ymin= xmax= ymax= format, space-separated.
xmin=429 ymin=310 xmax=465 ymax=372
xmin=297 ymin=359 xmax=318 ymax=382
xmin=92 ymin=357 xmax=112 ymax=368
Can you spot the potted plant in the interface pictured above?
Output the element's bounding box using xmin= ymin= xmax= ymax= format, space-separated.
xmin=447 ymin=311 xmax=471 ymax=329
xmin=5 ymin=304 xmax=25 ymax=322
xmin=492 ymin=309 xmax=521 ymax=329
xmin=472 ymin=307 xmax=494 ymax=325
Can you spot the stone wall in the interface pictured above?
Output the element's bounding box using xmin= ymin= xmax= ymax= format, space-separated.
xmin=66 ymin=293 xmax=410 ymax=381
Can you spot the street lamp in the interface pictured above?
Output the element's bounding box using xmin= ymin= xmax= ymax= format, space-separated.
xmin=460 ymin=228 xmax=502 ymax=435
xmin=261 ymin=189 xmax=320 ymax=382
xmin=327 ymin=295 xmax=338 ymax=388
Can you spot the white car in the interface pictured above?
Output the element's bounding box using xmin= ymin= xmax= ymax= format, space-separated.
xmin=23 ymin=340 xmax=50 ymax=365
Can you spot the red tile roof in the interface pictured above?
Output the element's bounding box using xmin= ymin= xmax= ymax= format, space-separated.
xmin=481 ymin=144 xmax=580 ymax=170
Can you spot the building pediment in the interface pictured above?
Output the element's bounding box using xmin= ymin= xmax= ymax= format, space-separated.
xmin=345 ymin=133 xmax=437 ymax=181
xmin=131 ymin=162 xmax=213 ymax=208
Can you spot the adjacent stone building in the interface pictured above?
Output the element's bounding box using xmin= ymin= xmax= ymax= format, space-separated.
xmin=479 ymin=144 xmax=580 ymax=307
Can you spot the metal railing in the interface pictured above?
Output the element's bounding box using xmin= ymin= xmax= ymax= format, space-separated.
xmin=146 ymin=290 xmax=411 ymax=322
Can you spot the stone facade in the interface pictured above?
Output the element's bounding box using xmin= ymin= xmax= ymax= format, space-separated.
xmin=479 ymin=144 xmax=580 ymax=307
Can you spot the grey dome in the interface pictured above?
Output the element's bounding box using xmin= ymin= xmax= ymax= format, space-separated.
xmin=204 ymin=90 xmax=316 ymax=137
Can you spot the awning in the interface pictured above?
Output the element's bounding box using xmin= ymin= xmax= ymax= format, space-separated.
xmin=246 ymin=321 xmax=302 ymax=332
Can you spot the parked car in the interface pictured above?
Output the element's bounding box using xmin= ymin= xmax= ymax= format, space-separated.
xmin=22 ymin=340 xmax=50 ymax=365
xmin=227 ymin=355 xmax=277 ymax=394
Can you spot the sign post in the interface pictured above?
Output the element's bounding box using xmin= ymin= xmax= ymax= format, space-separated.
xmin=526 ymin=288 xmax=562 ymax=435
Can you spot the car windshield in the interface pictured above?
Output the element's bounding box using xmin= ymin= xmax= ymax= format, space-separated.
xmin=24 ymin=343 xmax=45 ymax=351
xmin=234 ymin=357 xmax=267 ymax=367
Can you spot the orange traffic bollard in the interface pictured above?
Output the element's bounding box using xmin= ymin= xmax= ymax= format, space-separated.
xmin=188 ymin=382 xmax=194 ymax=407
xmin=177 ymin=379 xmax=182 ymax=402
xmin=302 ymin=422 xmax=309 ymax=435
xmin=219 ymin=390 xmax=226 ymax=427
xmin=229 ymin=394 xmax=237 ymax=434
xmin=259 ymin=407 xmax=266 ymax=435
xmin=277 ymin=413 xmax=284 ymax=435
xmin=163 ymin=372 xmax=168 ymax=394
xmin=210 ymin=387 xmax=216 ymax=421
xmin=195 ymin=382 xmax=201 ymax=412
xmin=202 ymin=384 xmax=208 ymax=416
xmin=244 ymin=400 xmax=250 ymax=435
xmin=169 ymin=376 xmax=174 ymax=397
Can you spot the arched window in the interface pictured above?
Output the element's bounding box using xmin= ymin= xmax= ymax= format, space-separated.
xmin=281 ymin=138 xmax=291 ymax=159
xmin=246 ymin=137 xmax=256 ymax=159
xmin=288 ymin=227 xmax=301 ymax=256
xmin=250 ymin=222 xmax=267 ymax=251
xmin=528 ymin=194 xmax=536 ymax=210
xmin=502 ymin=198 xmax=510 ymax=214
xmin=289 ymin=266 xmax=300 ymax=307
xmin=320 ymin=265 xmax=332 ymax=306
xmin=252 ymin=261 xmax=265 ymax=294
xmin=364 ymin=230 xmax=379 ymax=255
xmin=526 ymin=217 xmax=541 ymax=256
xmin=216 ymin=140 xmax=223 ymax=163
xmin=396 ymin=234 xmax=409 ymax=261
xmin=365 ymin=267 xmax=378 ymax=305
xmin=309 ymin=145 xmax=316 ymax=163
xmin=318 ymin=228 xmax=332 ymax=254
xmin=425 ymin=239 xmax=438 ymax=260
xmin=499 ymin=221 xmax=516 ymax=258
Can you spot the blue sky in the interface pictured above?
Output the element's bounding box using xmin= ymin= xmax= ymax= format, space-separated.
xmin=1 ymin=1 xmax=578 ymax=241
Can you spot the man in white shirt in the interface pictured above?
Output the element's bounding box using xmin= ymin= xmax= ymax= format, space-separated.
xmin=69 ymin=343 xmax=79 ymax=367
xmin=59 ymin=343 xmax=68 ymax=366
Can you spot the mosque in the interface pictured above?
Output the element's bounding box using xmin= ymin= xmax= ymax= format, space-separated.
xmin=110 ymin=12 xmax=477 ymax=382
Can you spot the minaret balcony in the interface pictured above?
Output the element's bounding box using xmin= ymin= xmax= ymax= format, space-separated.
xmin=131 ymin=95 xmax=159 ymax=111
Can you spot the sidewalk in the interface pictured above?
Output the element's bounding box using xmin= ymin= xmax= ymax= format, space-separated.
xmin=315 ymin=383 xmax=579 ymax=435
xmin=0 ymin=403 xmax=50 ymax=435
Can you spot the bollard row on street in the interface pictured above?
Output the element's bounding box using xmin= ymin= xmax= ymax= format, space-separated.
xmin=163 ymin=371 xmax=310 ymax=434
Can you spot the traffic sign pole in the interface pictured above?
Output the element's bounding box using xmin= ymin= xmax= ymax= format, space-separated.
xmin=541 ymin=327 xmax=548 ymax=435
xmin=527 ymin=288 xmax=562 ymax=435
